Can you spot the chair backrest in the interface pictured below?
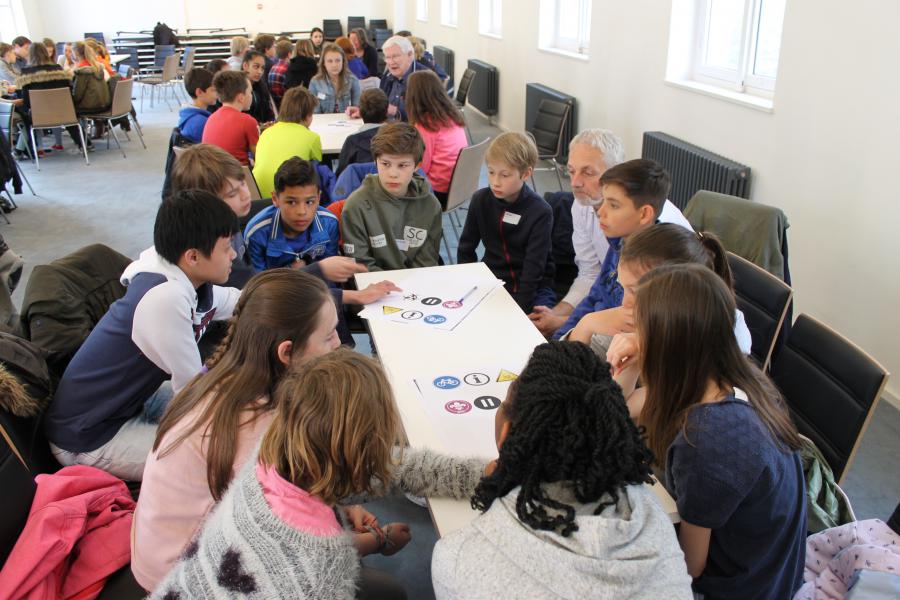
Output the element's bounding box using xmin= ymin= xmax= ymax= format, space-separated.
xmin=455 ymin=68 xmax=476 ymax=105
xmin=727 ymin=251 xmax=792 ymax=371
xmin=0 ymin=101 xmax=15 ymax=145
xmin=323 ymin=19 xmax=343 ymax=39
xmin=359 ymin=76 xmax=381 ymax=91
xmin=243 ymin=166 xmax=263 ymax=200
xmin=84 ymin=32 xmax=106 ymax=45
xmin=119 ymin=46 xmax=140 ymax=69
xmin=109 ymin=77 xmax=134 ymax=118
xmin=770 ymin=313 xmax=889 ymax=485
xmin=56 ymin=55 xmax=66 ymax=67
xmin=445 ymin=137 xmax=491 ymax=213
xmin=172 ymin=144 xmax=187 ymax=161
xmin=28 ymin=88 xmax=78 ymax=128
xmin=117 ymin=64 xmax=134 ymax=79
xmin=532 ymin=99 xmax=571 ymax=159
xmin=182 ymin=46 xmax=195 ymax=70
xmin=374 ymin=29 xmax=393 ymax=50
xmin=154 ymin=44 xmax=175 ymax=66
xmin=161 ymin=53 xmax=180 ymax=82
xmin=348 ymin=16 xmax=366 ymax=31
xmin=369 ymin=19 xmax=388 ymax=31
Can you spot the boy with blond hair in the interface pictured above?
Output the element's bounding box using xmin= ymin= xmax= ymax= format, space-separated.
xmin=458 ymin=132 xmax=555 ymax=312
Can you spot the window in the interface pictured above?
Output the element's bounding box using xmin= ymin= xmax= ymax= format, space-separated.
xmin=441 ymin=0 xmax=458 ymax=27
xmin=479 ymin=0 xmax=502 ymax=38
xmin=538 ymin=0 xmax=592 ymax=58
xmin=0 ymin=0 xmax=29 ymax=44
xmin=695 ymin=0 xmax=786 ymax=92
xmin=417 ymin=0 xmax=428 ymax=22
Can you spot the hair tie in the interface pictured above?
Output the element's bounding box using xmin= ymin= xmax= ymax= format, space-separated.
xmin=697 ymin=231 xmax=705 ymax=241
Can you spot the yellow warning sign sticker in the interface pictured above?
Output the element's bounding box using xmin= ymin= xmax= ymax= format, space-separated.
xmin=383 ymin=306 xmax=404 ymax=315
xmin=496 ymin=369 xmax=518 ymax=382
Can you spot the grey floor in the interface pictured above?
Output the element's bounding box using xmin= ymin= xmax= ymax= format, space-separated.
xmin=3 ymin=96 xmax=898 ymax=599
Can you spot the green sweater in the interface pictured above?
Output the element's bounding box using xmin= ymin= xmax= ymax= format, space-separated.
xmin=340 ymin=174 xmax=442 ymax=271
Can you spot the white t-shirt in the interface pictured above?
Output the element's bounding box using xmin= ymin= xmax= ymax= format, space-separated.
xmin=562 ymin=199 xmax=694 ymax=308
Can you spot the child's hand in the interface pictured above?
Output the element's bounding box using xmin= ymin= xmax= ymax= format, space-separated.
xmin=528 ymin=306 xmax=567 ymax=338
xmin=318 ymin=256 xmax=368 ymax=282
xmin=344 ymin=505 xmax=379 ymax=532
xmin=357 ymin=280 xmax=402 ymax=304
xmin=382 ymin=523 xmax=411 ymax=556
xmin=606 ymin=332 xmax=640 ymax=375
xmin=345 ymin=106 xmax=361 ymax=119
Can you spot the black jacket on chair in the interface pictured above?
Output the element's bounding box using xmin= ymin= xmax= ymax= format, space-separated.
xmin=284 ymin=55 xmax=318 ymax=91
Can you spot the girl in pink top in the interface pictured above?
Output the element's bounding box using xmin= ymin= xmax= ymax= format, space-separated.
xmin=406 ymin=69 xmax=468 ymax=210
xmin=132 ymin=269 xmax=342 ymax=591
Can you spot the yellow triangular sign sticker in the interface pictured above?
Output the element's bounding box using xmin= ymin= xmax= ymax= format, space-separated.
xmin=496 ymin=369 xmax=518 ymax=383
xmin=383 ymin=306 xmax=404 ymax=315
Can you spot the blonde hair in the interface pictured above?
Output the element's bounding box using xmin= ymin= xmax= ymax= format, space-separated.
xmin=486 ymin=132 xmax=538 ymax=174
xmin=409 ymin=36 xmax=425 ymax=61
xmin=73 ymin=41 xmax=102 ymax=73
xmin=259 ymin=348 xmax=402 ymax=505
xmin=230 ymin=36 xmax=250 ymax=58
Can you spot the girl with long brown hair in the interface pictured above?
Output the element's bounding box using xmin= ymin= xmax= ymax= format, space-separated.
xmin=606 ymin=263 xmax=807 ymax=599
xmin=309 ymin=42 xmax=360 ymax=114
xmin=132 ymin=269 xmax=341 ymax=591
xmin=405 ymin=69 xmax=468 ymax=208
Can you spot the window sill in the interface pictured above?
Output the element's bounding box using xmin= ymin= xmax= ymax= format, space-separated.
xmin=479 ymin=32 xmax=502 ymax=40
xmin=537 ymin=46 xmax=589 ymax=62
xmin=441 ymin=22 xmax=458 ymax=28
xmin=664 ymin=78 xmax=774 ymax=113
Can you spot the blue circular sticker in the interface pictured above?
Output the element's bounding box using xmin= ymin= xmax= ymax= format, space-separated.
xmin=433 ymin=375 xmax=460 ymax=389
xmin=424 ymin=314 xmax=447 ymax=325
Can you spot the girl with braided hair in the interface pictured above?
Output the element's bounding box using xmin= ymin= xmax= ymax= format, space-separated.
xmin=132 ymin=268 xmax=342 ymax=591
xmin=607 ymin=264 xmax=806 ymax=599
xmin=431 ymin=341 xmax=693 ymax=599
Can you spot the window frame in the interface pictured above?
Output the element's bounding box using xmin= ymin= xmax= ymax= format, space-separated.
xmin=441 ymin=0 xmax=459 ymax=28
xmin=478 ymin=0 xmax=502 ymax=39
xmin=538 ymin=0 xmax=592 ymax=59
xmin=416 ymin=0 xmax=428 ymax=23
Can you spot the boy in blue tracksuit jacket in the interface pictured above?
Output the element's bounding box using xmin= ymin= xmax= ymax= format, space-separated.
xmin=552 ymin=159 xmax=671 ymax=340
xmin=177 ymin=68 xmax=217 ymax=143
xmin=244 ymin=157 xmax=339 ymax=272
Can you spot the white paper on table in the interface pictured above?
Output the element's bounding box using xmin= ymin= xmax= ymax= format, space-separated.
xmin=411 ymin=363 xmax=525 ymax=458
xmin=358 ymin=271 xmax=505 ymax=331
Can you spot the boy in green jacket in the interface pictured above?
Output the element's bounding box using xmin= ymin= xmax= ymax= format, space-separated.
xmin=341 ymin=123 xmax=443 ymax=271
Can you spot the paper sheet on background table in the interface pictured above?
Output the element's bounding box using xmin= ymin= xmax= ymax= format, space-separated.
xmin=358 ymin=270 xmax=504 ymax=331
xmin=412 ymin=363 xmax=525 ymax=458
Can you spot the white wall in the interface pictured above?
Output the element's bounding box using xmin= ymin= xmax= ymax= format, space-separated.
xmin=400 ymin=0 xmax=900 ymax=399
xmin=20 ymin=0 xmax=392 ymax=42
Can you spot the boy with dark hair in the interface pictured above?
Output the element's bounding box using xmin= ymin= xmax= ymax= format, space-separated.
xmin=245 ymin=157 xmax=338 ymax=271
xmin=336 ymin=88 xmax=389 ymax=176
xmin=458 ymin=132 xmax=555 ymax=313
xmin=552 ymin=158 xmax=671 ymax=339
xmin=177 ymin=67 xmax=216 ymax=143
xmin=11 ymin=36 xmax=30 ymax=69
xmin=44 ymin=190 xmax=241 ymax=481
xmin=201 ymin=70 xmax=259 ymax=165
xmin=267 ymin=39 xmax=293 ymax=106
xmin=253 ymin=33 xmax=277 ymax=78
xmin=341 ymin=122 xmax=442 ymax=271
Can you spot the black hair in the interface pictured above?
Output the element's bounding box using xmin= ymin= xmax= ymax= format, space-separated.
xmin=184 ymin=67 xmax=213 ymax=99
xmin=12 ymin=36 xmax=30 ymax=47
xmin=242 ymin=49 xmax=265 ymax=66
xmin=205 ymin=58 xmax=228 ymax=74
xmin=471 ymin=341 xmax=655 ymax=536
xmin=154 ymin=190 xmax=239 ymax=264
xmin=274 ymin=157 xmax=319 ymax=194
xmin=599 ymin=158 xmax=671 ymax=216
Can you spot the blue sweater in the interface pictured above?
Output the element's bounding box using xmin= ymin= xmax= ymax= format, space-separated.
xmin=177 ymin=106 xmax=210 ymax=143
xmin=552 ymin=237 xmax=624 ymax=339
xmin=244 ymin=204 xmax=339 ymax=271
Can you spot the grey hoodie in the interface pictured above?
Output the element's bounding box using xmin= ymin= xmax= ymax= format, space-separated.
xmin=432 ymin=483 xmax=693 ymax=599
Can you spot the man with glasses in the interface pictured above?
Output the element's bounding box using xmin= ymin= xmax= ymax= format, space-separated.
xmin=372 ymin=36 xmax=427 ymax=121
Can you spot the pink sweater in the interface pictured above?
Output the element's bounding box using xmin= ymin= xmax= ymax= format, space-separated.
xmin=256 ymin=462 xmax=342 ymax=535
xmin=416 ymin=122 xmax=468 ymax=193
xmin=131 ymin=395 xmax=274 ymax=591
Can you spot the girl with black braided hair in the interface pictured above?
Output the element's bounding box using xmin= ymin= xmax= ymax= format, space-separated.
xmin=431 ymin=341 xmax=693 ymax=599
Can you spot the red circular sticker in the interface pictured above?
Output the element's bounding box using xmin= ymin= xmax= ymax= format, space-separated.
xmin=444 ymin=400 xmax=472 ymax=414
xmin=442 ymin=300 xmax=463 ymax=309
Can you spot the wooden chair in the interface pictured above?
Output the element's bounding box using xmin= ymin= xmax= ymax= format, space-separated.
xmin=770 ymin=313 xmax=889 ymax=485
xmin=27 ymin=88 xmax=89 ymax=170
xmin=82 ymin=79 xmax=146 ymax=157
xmin=441 ymin=137 xmax=491 ymax=262
xmin=243 ymin=166 xmax=263 ymax=200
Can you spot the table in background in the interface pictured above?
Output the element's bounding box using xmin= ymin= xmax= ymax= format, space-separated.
xmin=310 ymin=113 xmax=363 ymax=154
xmin=108 ymin=54 xmax=129 ymax=66
xmin=356 ymin=262 xmax=679 ymax=536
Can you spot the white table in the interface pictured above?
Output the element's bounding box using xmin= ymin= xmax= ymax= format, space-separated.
xmin=356 ymin=262 xmax=679 ymax=536
xmin=310 ymin=113 xmax=363 ymax=154
xmin=108 ymin=54 xmax=130 ymax=66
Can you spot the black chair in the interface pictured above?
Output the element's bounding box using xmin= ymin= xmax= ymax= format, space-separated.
xmin=455 ymin=68 xmax=475 ymax=107
xmin=116 ymin=46 xmax=141 ymax=70
xmin=153 ymin=44 xmax=175 ymax=69
xmin=323 ymin=19 xmax=343 ymax=40
xmin=770 ymin=313 xmax=889 ymax=485
xmin=84 ymin=32 xmax=106 ymax=45
xmin=527 ymin=99 xmax=571 ymax=192
xmin=374 ymin=28 xmax=393 ymax=50
xmin=348 ymin=16 xmax=366 ymax=32
xmin=369 ymin=18 xmax=388 ymax=39
xmin=727 ymin=251 xmax=792 ymax=371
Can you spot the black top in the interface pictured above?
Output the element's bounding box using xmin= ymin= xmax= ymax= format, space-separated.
xmin=336 ymin=125 xmax=381 ymax=176
xmin=360 ymin=45 xmax=379 ymax=78
xmin=284 ymin=55 xmax=318 ymax=91
xmin=245 ymin=77 xmax=275 ymax=124
xmin=457 ymin=185 xmax=555 ymax=312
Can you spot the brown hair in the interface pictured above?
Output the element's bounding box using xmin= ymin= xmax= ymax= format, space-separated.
xmin=27 ymin=42 xmax=51 ymax=66
xmin=314 ymin=42 xmax=350 ymax=97
xmin=620 ymin=223 xmax=733 ymax=290
xmin=358 ymin=88 xmax=389 ymax=123
xmin=259 ymin=348 xmax=402 ymax=505
xmin=294 ymin=39 xmax=315 ymax=58
xmin=350 ymin=28 xmax=370 ymax=49
xmin=485 ymin=132 xmax=538 ymax=174
xmin=154 ymin=269 xmax=335 ymax=501
xmin=278 ymin=86 xmax=318 ymax=123
xmin=409 ymin=36 xmax=425 ymax=61
xmin=205 ymin=58 xmax=228 ymax=74
xmin=42 ymin=38 xmax=56 ymax=56
xmin=213 ymin=69 xmax=250 ymax=103
xmin=170 ymin=144 xmax=245 ymax=196
xmin=599 ymin=159 xmax=670 ymax=216
xmin=85 ymin=38 xmax=108 ymax=60
xmin=274 ymin=39 xmax=293 ymax=60
xmin=370 ymin=122 xmax=426 ymax=163
xmin=184 ymin=67 xmax=214 ymax=99
xmin=405 ymin=70 xmax=464 ymax=132
xmin=254 ymin=34 xmax=276 ymax=53
xmin=334 ymin=36 xmax=354 ymax=57
xmin=636 ymin=263 xmax=801 ymax=467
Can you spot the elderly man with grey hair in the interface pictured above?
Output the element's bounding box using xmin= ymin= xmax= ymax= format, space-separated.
xmin=528 ymin=128 xmax=692 ymax=337
xmin=373 ymin=35 xmax=428 ymax=121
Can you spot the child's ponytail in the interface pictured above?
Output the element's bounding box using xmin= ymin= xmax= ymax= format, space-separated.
xmin=697 ymin=231 xmax=733 ymax=290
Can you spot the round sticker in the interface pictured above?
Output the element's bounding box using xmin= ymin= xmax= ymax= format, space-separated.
xmin=444 ymin=400 xmax=472 ymax=414
xmin=433 ymin=376 xmax=460 ymax=390
xmin=421 ymin=296 xmax=442 ymax=306
xmin=442 ymin=300 xmax=463 ymax=309
xmin=401 ymin=310 xmax=423 ymax=320
xmin=424 ymin=314 xmax=447 ymax=325
xmin=474 ymin=396 xmax=502 ymax=410
xmin=463 ymin=373 xmax=490 ymax=386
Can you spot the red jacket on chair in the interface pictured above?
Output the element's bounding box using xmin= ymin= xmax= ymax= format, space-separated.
xmin=0 ymin=466 xmax=135 ymax=600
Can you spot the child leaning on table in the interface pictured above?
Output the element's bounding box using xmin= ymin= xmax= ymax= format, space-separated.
xmin=151 ymin=348 xmax=486 ymax=600
xmin=431 ymin=341 xmax=693 ymax=599
xmin=457 ymin=132 xmax=556 ymax=313
xmin=340 ymin=122 xmax=443 ymax=271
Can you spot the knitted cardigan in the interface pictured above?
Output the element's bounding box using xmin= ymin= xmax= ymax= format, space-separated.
xmin=151 ymin=448 xmax=485 ymax=599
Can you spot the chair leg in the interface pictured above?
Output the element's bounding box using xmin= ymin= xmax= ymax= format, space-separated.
xmin=130 ymin=114 xmax=147 ymax=149
xmin=30 ymin=128 xmax=39 ymax=171
xmin=108 ymin=118 xmax=125 ymax=158
xmin=553 ymin=162 xmax=563 ymax=191
xmin=140 ymin=82 xmax=145 ymax=112
xmin=17 ymin=163 xmax=34 ymax=195
xmin=76 ymin=124 xmax=90 ymax=165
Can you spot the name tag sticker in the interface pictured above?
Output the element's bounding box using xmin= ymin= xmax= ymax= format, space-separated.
xmin=502 ymin=212 xmax=522 ymax=225
xmin=343 ymin=243 xmax=355 ymax=254
xmin=317 ymin=92 xmax=327 ymax=100
xmin=395 ymin=239 xmax=410 ymax=252
xmin=403 ymin=225 xmax=428 ymax=248
xmin=369 ymin=234 xmax=387 ymax=248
